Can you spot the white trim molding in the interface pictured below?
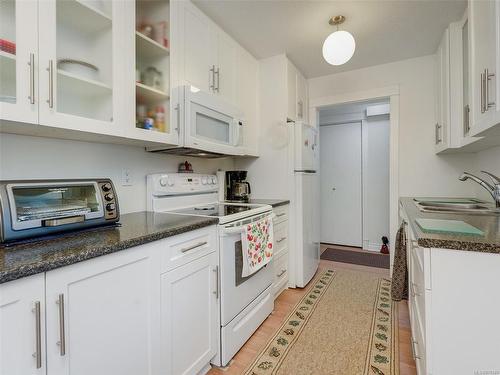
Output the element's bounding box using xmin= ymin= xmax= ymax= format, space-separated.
xmin=310 ymin=85 xmax=400 ymax=275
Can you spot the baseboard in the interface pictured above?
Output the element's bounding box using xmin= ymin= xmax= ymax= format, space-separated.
xmin=363 ymin=242 xmax=382 ymax=252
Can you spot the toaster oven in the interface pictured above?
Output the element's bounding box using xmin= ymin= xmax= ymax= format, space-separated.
xmin=0 ymin=179 xmax=119 ymax=242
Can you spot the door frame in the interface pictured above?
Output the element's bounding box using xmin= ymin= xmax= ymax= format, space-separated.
xmin=309 ymin=86 xmax=399 ymax=273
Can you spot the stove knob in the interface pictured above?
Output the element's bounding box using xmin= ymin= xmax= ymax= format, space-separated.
xmin=201 ymin=177 xmax=208 ymax=185
xmin=102 ymin=183 xmax=112 ymax=192
xmin=159 ymin=177 xmax=168 ymax=187
xmin=167 ymin=177 xmax=175 ymax=187
xmin=211 ymin=176 xmax=217 ymax=185
xmin=104 ymin=193 xmax=114 ymax=202
xmin=106 ymin=203 xmax=116 ymax=211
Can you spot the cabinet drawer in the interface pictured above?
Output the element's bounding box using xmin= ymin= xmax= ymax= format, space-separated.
xmin=273 ymin=221 xmax=288 ymax=258
xmin=411 ymin=301 xmax=427 ymax=375
xmin=273 ymin=252 xmax=288 ymax=298
xmin=161 ymin=226 xmax=217 ymax=272
xmin=273 ymin=205 xmax=289 ymax=224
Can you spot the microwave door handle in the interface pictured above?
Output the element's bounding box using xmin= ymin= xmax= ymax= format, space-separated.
xmin=232 ymin=120 xmax=240 ymax=146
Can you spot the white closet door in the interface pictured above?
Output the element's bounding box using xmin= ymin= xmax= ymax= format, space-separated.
xmin=320 ymin=122 xmax=362 ymax=247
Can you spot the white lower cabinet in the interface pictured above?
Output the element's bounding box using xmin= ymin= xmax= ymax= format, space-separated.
xmin=272 ymin=204 xmax=289 ymax=299
xmin=45 ymin=242 xmax=160 ymax=375
xmin=0 ymin=273 xmax=46 ymax=375
xmin=160 ymin=252 xmax=218 ymax=375
xmin=0 ymin=225 xmax=218 ymax=375
xmin=403 ymin=212 xmax=500 ymax=374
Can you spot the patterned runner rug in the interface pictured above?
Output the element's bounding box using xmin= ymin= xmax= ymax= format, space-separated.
xmin=244 ymin=269 xmax=399 ymax=375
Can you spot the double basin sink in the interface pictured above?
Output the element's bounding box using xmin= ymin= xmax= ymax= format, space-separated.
xmin=414 ymin=198 xmax=500 ymax=215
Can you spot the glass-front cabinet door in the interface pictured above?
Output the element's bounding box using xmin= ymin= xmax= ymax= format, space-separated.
xmin=123 ymin=0 xmax=180 ymax=146
xmin=0 ymin=0 xmax=38 ymax=124
xmin=38 ymin=0 xmax=124 ymax=135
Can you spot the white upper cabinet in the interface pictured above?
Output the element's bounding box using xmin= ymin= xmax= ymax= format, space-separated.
xmin=435 ymin=27 xmax=450 ymax=153
xmin=213 ymin=31 xmax=237 ymax=105
xmin=180 ymin=0 xmax=212 ymax=93
xmin=179 ymin=1 xmax=237 ymax=104
xmin=469 ymin=0 xmax=499 ymax=136
xmin=296 ymin=71 xmax=308 ymax=122
xmin=285 ymin=58 xmax=309 ymax=124
xmin=122 ymin=0 xmax=180 ymax=146
xmin=0 ymin=0 xmax=38 ymax=125
xmin=1 ymin=274 xmax=46 ymax=375
xmin=236 ymin=47 xmax=259 ymax=156
xmin=38 ymin=0 xmax=124 ymax=135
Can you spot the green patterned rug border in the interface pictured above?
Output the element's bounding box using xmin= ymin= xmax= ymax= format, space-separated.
xmin=243 ymin=270 xmax=400 ymax=375
xmin=243 ymin=269 xmax=337 ymax=375
xmin=363 ymin=278 xmax=400 ymax=375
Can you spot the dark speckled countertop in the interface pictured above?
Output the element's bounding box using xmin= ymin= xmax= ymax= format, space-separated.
xmin=248 ymin=199 xmax=290 ymax=208
xmin=0 ymin=212 xmax=218 ymax=284
xmin=400 ymin=197 xmax=500 ymax=253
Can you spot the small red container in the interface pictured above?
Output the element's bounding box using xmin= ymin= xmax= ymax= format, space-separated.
xmin=0 ymin=39 xmax=16 ymax=55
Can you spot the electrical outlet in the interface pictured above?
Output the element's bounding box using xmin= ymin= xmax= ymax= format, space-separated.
xmin=121 ymin=169 xmax=133 ymax=186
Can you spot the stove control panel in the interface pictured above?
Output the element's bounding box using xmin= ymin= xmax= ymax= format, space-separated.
xmin=147 ymin=173 xmax=219 ymax=196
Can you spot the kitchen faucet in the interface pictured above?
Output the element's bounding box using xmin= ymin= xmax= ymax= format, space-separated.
xmin=459 ymin=171 xmax=500 ymax=208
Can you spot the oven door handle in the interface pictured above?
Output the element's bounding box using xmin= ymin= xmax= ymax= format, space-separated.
xmin=219 ymin=213 xmax=275 ymax=236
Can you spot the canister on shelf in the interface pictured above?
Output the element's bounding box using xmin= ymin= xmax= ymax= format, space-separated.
xmin=144 ymin=67 xmax=162 ymax=90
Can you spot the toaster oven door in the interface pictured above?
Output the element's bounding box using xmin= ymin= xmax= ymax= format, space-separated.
xmin=7 ymin=182 xmax=104 ymax=231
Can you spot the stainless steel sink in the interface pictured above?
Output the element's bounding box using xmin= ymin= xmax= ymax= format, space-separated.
xmin=413 ymin=199 xmax=500 ymax=215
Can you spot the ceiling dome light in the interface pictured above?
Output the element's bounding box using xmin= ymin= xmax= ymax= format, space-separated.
xmin=322 ymin=15 xmax=356 ymax=66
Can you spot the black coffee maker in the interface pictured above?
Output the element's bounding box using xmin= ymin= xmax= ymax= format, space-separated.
xmin=225 ymin=171 xmax=251 ymax=202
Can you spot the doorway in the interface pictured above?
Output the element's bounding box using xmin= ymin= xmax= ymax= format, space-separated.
xmin=319 ymin=99 xmax=390 ymax=253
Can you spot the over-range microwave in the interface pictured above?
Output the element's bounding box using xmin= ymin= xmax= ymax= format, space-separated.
xmin=148 ymin=86 xmax=245 ymax=157
xmin=0 ymin=179 xmax=119 ymax=243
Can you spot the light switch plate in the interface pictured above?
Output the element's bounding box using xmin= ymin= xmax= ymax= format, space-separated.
xmin=121 ymin=169 xmax=133 ymax=186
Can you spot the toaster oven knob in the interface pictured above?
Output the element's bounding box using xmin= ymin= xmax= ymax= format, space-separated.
xmin=159 ymin=177 xmax=168 ymax=187
xmin=104 ymin=193 xmax=114 ymax=202
xmin=102 ymin=183 xmax=112 ymax=192
xmin=201 ymin=176 xmax=208 ymax=185
xmin=106 ymin=203 xmax=116 ymax=211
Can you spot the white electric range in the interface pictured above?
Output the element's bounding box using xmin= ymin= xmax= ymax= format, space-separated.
xmin=147 ymin=173 xmax=274 ymax=367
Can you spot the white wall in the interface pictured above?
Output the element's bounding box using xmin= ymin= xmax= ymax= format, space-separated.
xmin=309 ymin=55 xmax=477 ymax=198
xmin=473 ymin=146 xmax=500 ymax=201
xmin=0 ymin=134 xmax=234 ymax=213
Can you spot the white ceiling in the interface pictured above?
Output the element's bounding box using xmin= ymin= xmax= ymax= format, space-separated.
xmin=193 ymin=0 xmax=466 ymax=78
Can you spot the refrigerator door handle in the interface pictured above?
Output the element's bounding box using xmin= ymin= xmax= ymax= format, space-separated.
xmin=294 ymin=170 xmax=317 ymax=173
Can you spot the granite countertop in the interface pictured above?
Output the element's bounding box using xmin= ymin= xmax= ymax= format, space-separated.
xmin=0 ymin=212 xmax=218 ymax=284
xmin=400 ymin=197 xmax=500 ymax=253
xmin=248 ymin=199 xmax=290 ymax=208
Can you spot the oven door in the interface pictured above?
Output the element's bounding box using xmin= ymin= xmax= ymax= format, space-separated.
xmin=184 ymin=86 xmax=243 ymax=155
xmin=219 ymin=212 xmax=274 ymax=326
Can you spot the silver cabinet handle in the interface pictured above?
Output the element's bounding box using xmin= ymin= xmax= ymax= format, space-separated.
xmin=213 ymin=266 xmax=219 ymax=298
xmin=276 ymin=213 xmax=286 ymax=217
xmin=33 ymin=301 xmax=42 ymax=368
xmin=180 ymin=241 xmax=208 ymax=253
xmin=56 ymin=294 xmax=66 ymax=356
xmin=46 ymin=60 xmax=54 ymax=109
xmin=209 ymin=65 xmax=215 ymax=91
xmin=28 ymin=53 xmax=35 ymax=104
xmin=277 ymin=269 xmax=287 ymax=278
xmin=480 ymin=71 xmax=485 ymax=113
xmin=214 ymin=67 xmax=220 ymax=92
xmin=276 ymin=237 xmax=286 ymax=243
xmin=434 ymin=123 xmax=441 ymax=144
xmin=411 ymin=338 xmax=421 ymax=360
xmin=174 ymin=103 xmax=180 ymax=134
xmin=463 ymin=104 xmax=470 ymax=135
xmin=486 ymin=69 xmax=495 ymax=110
xmin=298 ymin=100 xmax=303 ymax=119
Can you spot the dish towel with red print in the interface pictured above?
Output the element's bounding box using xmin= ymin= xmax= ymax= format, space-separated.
xmin=241 ymin=216 xmax=274 ymax=277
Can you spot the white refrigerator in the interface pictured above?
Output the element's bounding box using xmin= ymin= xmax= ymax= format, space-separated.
xmin=294 ymin=122 xmax=320 ymax=287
